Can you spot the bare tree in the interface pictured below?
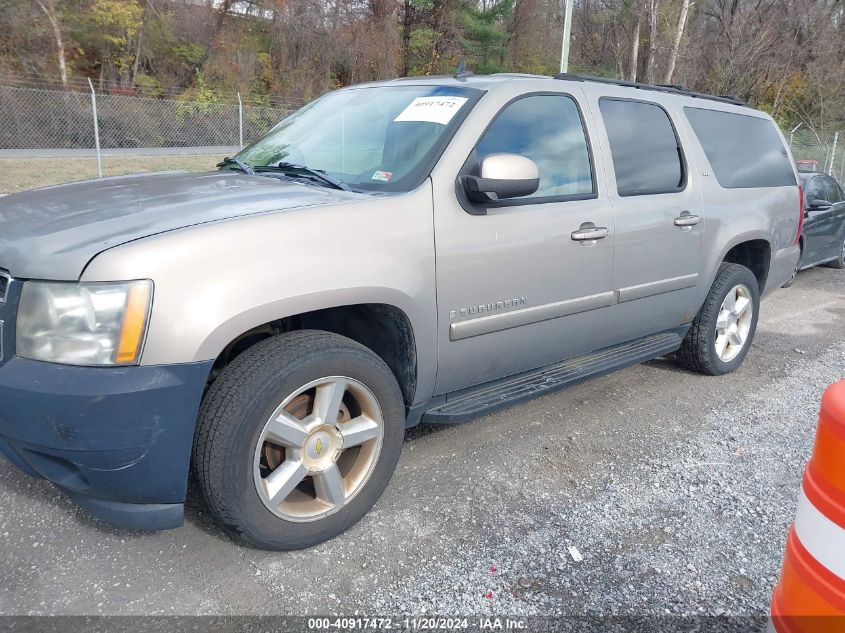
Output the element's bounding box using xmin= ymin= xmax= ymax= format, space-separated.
xmin=629 ymin=0 xmax=642 ymax=81
xmin=1 ymin=0 xmax=842 ymax=134
xmin=664 ymin=0 xmax=691 ymax=83
xmin=644 ymin=0 xmax=659 ymax=83
xmin=34 ymin=0 xmax=67 ymax=88
xmin=174 ymin=0 xmax=237 ymax=91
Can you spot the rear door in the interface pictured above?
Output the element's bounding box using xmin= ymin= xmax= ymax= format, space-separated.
xmin=590 ymin=95 xmax=704 ymax=343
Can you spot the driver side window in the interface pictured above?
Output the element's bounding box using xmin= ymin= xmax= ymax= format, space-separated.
xmin=807 ymin=177 xmax=825 ymax=204
xmin=823 ymin=178 xmax=842 ymax=204
xmin=474 ymin=94 xmax=595 ymax=201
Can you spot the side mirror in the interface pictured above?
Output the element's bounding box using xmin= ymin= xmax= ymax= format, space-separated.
xmin=461 ymin=154 xmax=540 ymax=203
xmin=808 ymin=199 xmax=833 ymax=211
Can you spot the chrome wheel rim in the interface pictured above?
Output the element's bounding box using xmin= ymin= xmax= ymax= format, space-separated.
xmin=714 ymin=284 xmax=753 ymax=362
xmin=253 ymin=376 xmax=384 ymax=523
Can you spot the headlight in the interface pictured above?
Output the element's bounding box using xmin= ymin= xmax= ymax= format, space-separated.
xmin=16 ymin=280 xmax=152 ymax=366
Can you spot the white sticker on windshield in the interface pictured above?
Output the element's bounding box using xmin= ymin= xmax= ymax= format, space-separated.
xmin=393 ymin=96 xmax=469 ymax=125
xmin=371 ymin=170 xmax=393 ymax=182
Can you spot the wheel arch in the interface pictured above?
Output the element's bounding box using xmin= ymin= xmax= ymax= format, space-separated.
xmin=715 ymin=234 xmax=772 ymax=294
xmin=201 ymin=294 xmax=420 ymax=407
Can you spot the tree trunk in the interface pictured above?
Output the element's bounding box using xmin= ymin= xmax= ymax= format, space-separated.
xmin=663 ymin=0 xmax=690 ymax=84
xmin=131 ymin=11 xmax=146 ymax=88
xmin=35 ymin=0 xmax=68 ymax=88
xmin=430 ymin=0 xmax=452 ymax=71
xmin=629 ymin=1 xmax=642 ymax=82
xmin=402 ymin=0 xmax=413 ymax=76
xmin=175 ymin=0 xmax=235 ymax=90
xmin=645 ymin=0 xmax=659 ymax=84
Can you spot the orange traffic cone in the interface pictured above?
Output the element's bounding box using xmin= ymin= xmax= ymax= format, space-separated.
xmin=770 ymin=380 xmax=845 ymax=633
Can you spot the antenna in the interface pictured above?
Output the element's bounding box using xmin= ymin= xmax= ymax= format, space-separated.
xmin=454 ymin=60 xmax=473 ymax=79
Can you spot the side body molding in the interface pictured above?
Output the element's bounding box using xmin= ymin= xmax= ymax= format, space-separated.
xmin=450 ymin=291 xmax=616 ymax=341
xmin=617 ymin=273 xmax=699 ymax=303
xmin=449 ymin=271 xmax=700 ymax=342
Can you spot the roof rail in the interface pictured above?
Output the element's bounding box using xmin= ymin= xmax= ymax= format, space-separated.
xmin=553 ymin=73 xmax=748 ymax=107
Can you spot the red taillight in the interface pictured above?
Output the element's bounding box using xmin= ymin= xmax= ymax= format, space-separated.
xmin=795 ymin=184 xmax=805 ymax=246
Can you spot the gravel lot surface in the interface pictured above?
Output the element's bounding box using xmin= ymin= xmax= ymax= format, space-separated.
xmin=1 ymin=266 xmax=843 ymax=618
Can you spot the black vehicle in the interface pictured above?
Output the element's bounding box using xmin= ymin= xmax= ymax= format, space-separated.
xmin=783 ymin=173 xmax=845 ymax=287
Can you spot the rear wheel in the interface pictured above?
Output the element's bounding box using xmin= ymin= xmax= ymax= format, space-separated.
xmin=193 ymin=330 xmax=405 ymax=550
xmin=677 ymin=263 xmax=760 ymax=376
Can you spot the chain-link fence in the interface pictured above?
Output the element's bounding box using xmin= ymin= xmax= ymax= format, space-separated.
xmin=0 ymin=83 xmax=842 ymax=193
xmin=0 ymin=85 xmax=295 ymax=151
xmin=788 ymin=128 xmax=843 ymax=183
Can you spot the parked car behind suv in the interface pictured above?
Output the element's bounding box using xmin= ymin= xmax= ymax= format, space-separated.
xmin=0 ymin=73 xmax=801 ymax=549
xmin=782 ymin=172 xmax=845 ymax=286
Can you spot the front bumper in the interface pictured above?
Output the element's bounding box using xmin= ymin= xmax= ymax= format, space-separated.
xmin=0 ymin=356 xmax=212 ymax=530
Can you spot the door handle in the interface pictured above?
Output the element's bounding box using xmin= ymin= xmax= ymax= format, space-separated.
xmin=571 ymin=224 xmax=609 ymax=241
xmin=674 ymin=213 xmax=700 ymax=227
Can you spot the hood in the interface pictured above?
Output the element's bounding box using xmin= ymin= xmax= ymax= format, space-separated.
xmin=0 ymin=170 xmax=361 ymax=279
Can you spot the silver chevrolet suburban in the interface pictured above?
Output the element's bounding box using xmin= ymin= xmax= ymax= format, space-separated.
xmin=0 ymin=73 xmax=803 ymax=549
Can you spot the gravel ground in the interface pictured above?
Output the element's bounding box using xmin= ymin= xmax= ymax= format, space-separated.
xmin=366 ymin=343 xmax=841 ymax=617
xmin=0 ymin=265 xmax=843 ymax=619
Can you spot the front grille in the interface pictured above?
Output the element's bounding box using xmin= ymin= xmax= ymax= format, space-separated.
xmin=0 ymin=270 xmax=8 ymax=303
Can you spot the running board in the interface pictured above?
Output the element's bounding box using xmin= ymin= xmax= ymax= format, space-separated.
xmin=422 ymin=330 xmax=685 ymax=425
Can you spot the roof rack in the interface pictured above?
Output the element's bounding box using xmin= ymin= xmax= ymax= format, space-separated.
xmin=553 ymin=73 xmax=748 ymax=107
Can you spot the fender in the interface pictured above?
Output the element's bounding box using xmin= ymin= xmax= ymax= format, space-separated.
xmin=80 ymin=184 xmax=439 ymax=403
xmin=699 ymin=228 xmax=772 ymax=302
xmin=711 ymin=229 xmax=772 ymax=277
xmin=195 ymin=288 xmax=420 ymax=363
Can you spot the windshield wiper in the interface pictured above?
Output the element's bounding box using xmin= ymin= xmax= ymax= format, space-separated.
xmin=254 ymin=162 xmax=351 ymax=191
xmin=217 ymin=156 xmax=255 ymax=175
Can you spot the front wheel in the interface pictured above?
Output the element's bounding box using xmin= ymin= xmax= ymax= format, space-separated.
xmin=192 ymin=331 xmax=405 ymax=550
xmin=677 ymin=263 xmax=760 ymax=376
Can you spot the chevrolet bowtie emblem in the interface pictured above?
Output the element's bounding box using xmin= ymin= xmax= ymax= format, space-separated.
xmin=315 ymin=438 xmax=323 ymax=455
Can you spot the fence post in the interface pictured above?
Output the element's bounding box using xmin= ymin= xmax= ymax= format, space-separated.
xmin=840 ymin=147 xmax=845 ymax=183
xmin=828 ymin=132 xmax=839 ymax=176
xmin=789 ymin=123 xmax=802 ymax=150
xmin=87 ymin=78 xmax=103 ymax=178
xmin=237 ymin=92 xmax=244 ymax=149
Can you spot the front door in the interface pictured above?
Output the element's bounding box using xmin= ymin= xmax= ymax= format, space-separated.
xmin=827 ymin=177 xmax=845 ymax=261
xmin=821 ymin=176 xmax=845 ymax=258
xmin=804 ymin=175 xmax=837 ymax=263
xmin=431 ymin=91 xmax=616 ymax=394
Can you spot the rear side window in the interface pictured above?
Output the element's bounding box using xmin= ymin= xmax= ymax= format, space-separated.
xmin=599 ymin=98 xmax=685 ymax=196
xmin=684 ymin=107 xmax=796 ymax=189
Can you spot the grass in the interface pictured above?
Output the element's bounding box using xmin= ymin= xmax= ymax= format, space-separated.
xmin=0 ymin=154 xmax=226 ymax=194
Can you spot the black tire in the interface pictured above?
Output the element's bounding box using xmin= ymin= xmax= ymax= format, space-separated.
xmin=192 ymin=330 xmax=405 ymax=550
xmin=825 ymin=238 xmax=845 ymax=269
xmin=677 ymin=263 xmax=760 ymax=376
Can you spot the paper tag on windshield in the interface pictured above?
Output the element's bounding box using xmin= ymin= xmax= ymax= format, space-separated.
xmin=371 ymin=170 xmax=393 ymax=182
xmin=394 ymin=96 xmax=468 ymax=125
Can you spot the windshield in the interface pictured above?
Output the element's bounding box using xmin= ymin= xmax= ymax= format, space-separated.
xmin=234 ymin=85 xmax=481 ymax=192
